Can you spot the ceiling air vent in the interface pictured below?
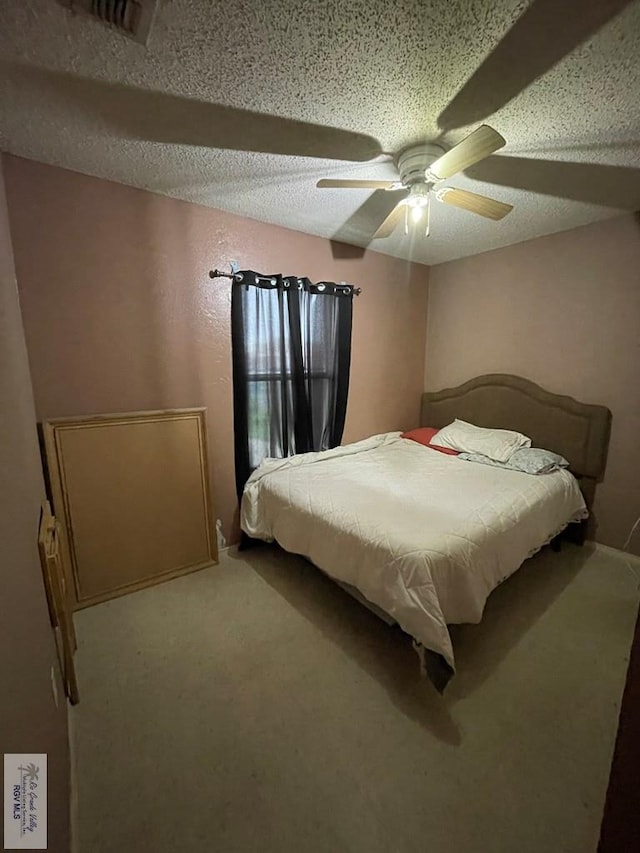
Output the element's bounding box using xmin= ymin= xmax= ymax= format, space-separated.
xmin=57 ymin=0 xmax=159 ymax=45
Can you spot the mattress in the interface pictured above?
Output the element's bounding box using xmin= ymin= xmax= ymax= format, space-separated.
xmin=241 ymin=432 xmax=587 ymax=676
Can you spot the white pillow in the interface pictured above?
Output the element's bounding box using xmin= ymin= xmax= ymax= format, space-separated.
xmin=431 ymin=419 xmax=531 ymax=463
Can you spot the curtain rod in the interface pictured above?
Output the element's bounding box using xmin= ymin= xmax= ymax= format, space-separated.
xmin=209 ymin=269 xmax=361 ymax=295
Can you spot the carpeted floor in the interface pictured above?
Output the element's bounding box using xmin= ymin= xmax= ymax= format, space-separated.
xmin=70 ymin=542 xmax=639 ymax=853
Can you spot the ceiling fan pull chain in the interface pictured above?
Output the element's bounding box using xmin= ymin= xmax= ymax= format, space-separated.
xmin=425 ymin=194 xmax=431 ymax=238
xmin=404 ymin=204 xmax=409 ymax=236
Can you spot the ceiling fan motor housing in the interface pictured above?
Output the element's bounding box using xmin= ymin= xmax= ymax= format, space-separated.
xmin=397 ymin=143 xmax=445 ymax=187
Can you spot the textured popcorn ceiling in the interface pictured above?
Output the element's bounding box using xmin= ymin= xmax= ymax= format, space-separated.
xmin=1 ymin=0 xmax=639 ymax=265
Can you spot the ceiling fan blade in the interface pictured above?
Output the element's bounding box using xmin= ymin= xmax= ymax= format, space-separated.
xmin=467 ymin=156 xmax=640 ymax=209
xmin=372 ymin=201 xmax=406 ymax=239
xmin=435 ymin=188 xmax=513 ymax=220
xmin=428 ymin=125 xmax=506 ymax=181
xmin=437 ymin=0 xmax=634 ymax=131
xmin=317 ymin=179 xmax=397 ymax=189
xmin=330 ymin=190 xmax=408 ymax=253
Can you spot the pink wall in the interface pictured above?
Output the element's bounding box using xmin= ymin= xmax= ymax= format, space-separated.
xmin=0 ymin=161 xmax=70 ymax=850
xmin=425 ymin=214 xmax=640 ymax=554
xmin=3 ymin=154 xmax=429 ymax=544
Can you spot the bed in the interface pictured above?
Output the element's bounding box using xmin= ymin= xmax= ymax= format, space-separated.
xmin=241 ymin=375 xmax=611 ymax=690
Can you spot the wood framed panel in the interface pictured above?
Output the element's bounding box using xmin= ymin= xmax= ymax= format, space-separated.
xmin=43 ymin=409 xmax=217 ymax=609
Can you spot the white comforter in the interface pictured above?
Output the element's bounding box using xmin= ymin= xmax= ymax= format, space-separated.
xmin=241 ymin=433 xmax=587 ymax=672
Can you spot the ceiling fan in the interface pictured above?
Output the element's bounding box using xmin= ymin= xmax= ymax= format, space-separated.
xmin=317 ymin=125 xmax=513 ymax=239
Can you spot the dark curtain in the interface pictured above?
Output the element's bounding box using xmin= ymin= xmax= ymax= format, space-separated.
xmin=231 ymin=270 xmax=353 ymax=498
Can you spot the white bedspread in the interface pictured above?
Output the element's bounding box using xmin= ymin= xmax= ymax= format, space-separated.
xmin=241 ymin=433 xmax=587 ymax=671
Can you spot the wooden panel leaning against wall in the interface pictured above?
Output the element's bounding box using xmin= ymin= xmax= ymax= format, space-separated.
xmin=43 ymin=408 xmax=217 ymax=610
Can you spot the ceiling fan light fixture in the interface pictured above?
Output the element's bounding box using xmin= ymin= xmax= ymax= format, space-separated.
xmin=404 ymin=183 xmax=431 ymax=208
xmin=403 ymin=186 xmax=431 ymax=235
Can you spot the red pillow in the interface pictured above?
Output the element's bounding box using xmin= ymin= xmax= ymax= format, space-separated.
xmin=400 ymin=427 xmax=460 ymax=455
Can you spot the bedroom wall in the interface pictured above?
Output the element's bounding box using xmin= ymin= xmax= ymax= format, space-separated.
xmin=0 ymin=161 xmax=70 ymax=850
xmin=424 ymin=214 xmax=640 ymax=555
xmin=2 ymin=154 xmax=429 ymax=544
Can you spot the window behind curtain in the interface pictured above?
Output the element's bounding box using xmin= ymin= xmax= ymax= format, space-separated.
xmin=231 ymin=272 xmax=353 ymax=498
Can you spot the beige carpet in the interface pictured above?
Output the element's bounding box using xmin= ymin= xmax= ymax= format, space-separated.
xmin=70 ymin=542 xmax=639 ymax=853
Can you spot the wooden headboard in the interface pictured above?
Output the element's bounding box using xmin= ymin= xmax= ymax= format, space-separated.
xmin=421 ymin=374 xmax=611 ymax=514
